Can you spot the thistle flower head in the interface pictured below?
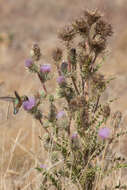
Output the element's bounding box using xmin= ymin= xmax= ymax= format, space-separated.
xmin=98 ymin=127 xmax=110 ymax=139
xmin=73 ymin=17 xmax=89 ymax=36
xmin=25 ymin=59 xmax=33 ymax=68
xmin=58 ymin=25 xmax=75 ymax=42
xmin=91 ymin=37 xmax=106 ymax=54
xmin=40 ymin=164 xmax=47 ymax=169
xmin=56 ymin=110 xmax=65 ymax=119
xmin=71 ymin=132 xmax=78 ymax=139
xmin=23 ymin=97 xmax=36 ymax=110
xmin=40 ymin=64 xmax=51 ymax=73
xmin=95 ymin=19 xmax=113 ymax=39
xmin=57 ymin=76 xmax=65 ymax=85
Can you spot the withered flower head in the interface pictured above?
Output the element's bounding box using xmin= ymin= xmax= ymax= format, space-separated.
xmin=84 ymin=10 xmax=101 ymax=26
xmin=95 ymin=19 xmax=113 ymax=39
xmin=91 ymin=37 xmax=106 ymax=54
xmin=52 ymin=47 xmax=62 ymax=62
xmin=30 ymin=43 xmax=41 ymax=61
xmin=73 ymin=17 xmax=89 ymax=36
xmin=102 ymin=104 xmax=111 ymax=118
xmin=58 ymin=25 xmax=75 ymax=42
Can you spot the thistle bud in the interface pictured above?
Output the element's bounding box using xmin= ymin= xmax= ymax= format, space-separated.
xmin=71 ymin=133 xmax=80 ymax=150
xmin=52 ymin=47 xmax=62 ymax=62
xmin=60 ymin=61 xmax=68 ymax=75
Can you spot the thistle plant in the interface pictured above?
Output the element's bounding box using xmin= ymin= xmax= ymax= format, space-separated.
xmin=1 ymin=9 xmax=127 ymax=190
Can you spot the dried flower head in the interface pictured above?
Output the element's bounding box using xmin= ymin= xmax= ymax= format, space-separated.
xmin=73 ymin=17 xmax=89 ymax=36
xmin=91 ymin=37 xmax=106 ymax=54
xmin=84 ymin=9 xmax=101 ymax=26
xmin=30 ymin=43 xmax=41 ymax=61
xmin=58 ymin=25 xmax=75 ymax=42
xmin=23 ymin=97 xmax=36 ymax=110
xmin=52 ymin=47 xmax=62 ymax=62
xmin=98 ymin=127 xmax=110 ymax=139
xmin=95 ymin=19 xmax=113 ymax=39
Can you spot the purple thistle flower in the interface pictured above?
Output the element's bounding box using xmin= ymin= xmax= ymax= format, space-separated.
xmin=23 ymin=97 xmax=36 ymax=111
xmin=40 ymin=64 xmax=51 ymax=73
xmin=57 ymin=76 xmax=65 ymax=84
xmin=56 ymin=110 xmax=65 ymax=119
xmin=40 ymin=164 xmax=47 ymax=169
xmin=71 ymin=133 xmax=78 ymax=139
xmin=98 ymin=127 xmax=110 ymax=139
xmin=25 ymin=59 xmax=33 ymax=68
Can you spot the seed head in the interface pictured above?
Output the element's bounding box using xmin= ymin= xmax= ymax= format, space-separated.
xmin=73 ymin=17 xmax=89 ymax=36
xmin=30 ymin=43 xmax=41 ymax=61
xmin=95 ymin=19 xmax=113 ymax=39
xmin=58 ymin=25 xmax=75 ymax=42
xmin=91 ymin=37 xmax=106 ymax=54
xmin=84 ymin=10 xmax=101 ymax=26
